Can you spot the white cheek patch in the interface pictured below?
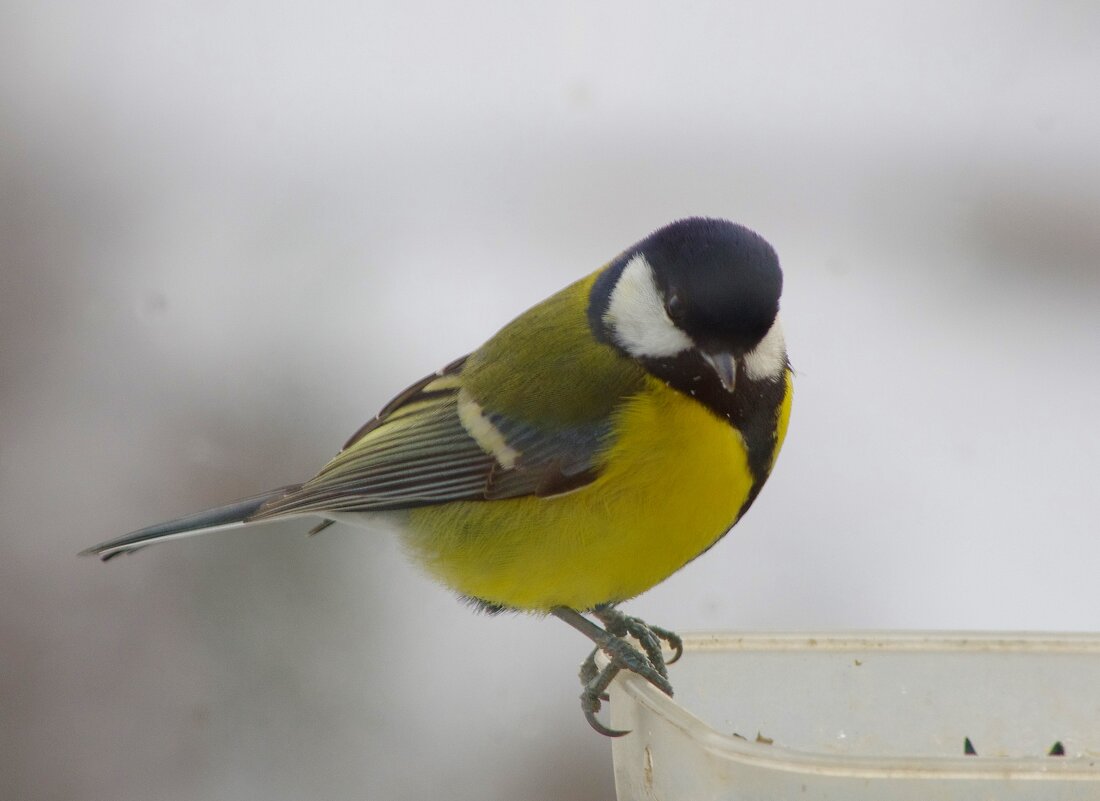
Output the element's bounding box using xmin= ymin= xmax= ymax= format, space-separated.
xmin=604 ymin=255 xmax=693 ymax=358
xmin=744 ymin=316 xmax=787 ymax=380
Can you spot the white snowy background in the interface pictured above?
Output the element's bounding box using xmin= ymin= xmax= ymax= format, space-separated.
xmin=3 ymin=2 xmax=1099 ymax=799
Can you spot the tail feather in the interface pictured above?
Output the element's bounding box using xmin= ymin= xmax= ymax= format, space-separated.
xmin=81 ymin=485 xmax=302 ymax=561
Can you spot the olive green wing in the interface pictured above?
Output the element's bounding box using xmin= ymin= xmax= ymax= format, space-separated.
xmin=252 ymin=273 xmax=645 ymax=519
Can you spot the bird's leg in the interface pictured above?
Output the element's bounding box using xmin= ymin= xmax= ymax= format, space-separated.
xmin=551 ymin=606 xmax=677 ymax=737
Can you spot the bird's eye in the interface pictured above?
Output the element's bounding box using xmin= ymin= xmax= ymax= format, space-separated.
xmin=664 ymin=291 xmax=685 ymax=323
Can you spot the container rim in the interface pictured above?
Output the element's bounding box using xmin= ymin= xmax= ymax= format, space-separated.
xmin=609 ymin=629 xmax=1100 ymax=781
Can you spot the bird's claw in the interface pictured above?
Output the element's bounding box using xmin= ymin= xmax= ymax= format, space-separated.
xmin=581 ymin=661 xmax=629 ymax=737
xmin=551 ymin=606 xmax=681 ymax=737
xmin=594 ymin=631 xmax=674 ymax=695
xmin=593 ymin=606 xmax=683 ymax=676
xmin=648 ymin=622 xmax=684 ymax=665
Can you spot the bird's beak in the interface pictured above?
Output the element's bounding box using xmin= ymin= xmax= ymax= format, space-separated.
xmin=702 ymin=350 xmax=740 ymax=393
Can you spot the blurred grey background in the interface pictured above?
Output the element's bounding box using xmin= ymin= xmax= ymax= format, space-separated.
xmin=3 ymin=2 xmax=1099 ymax=799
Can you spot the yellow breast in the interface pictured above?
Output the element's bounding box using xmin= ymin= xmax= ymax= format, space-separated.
xmin=403 ymin=375 xmax=782 ymax=612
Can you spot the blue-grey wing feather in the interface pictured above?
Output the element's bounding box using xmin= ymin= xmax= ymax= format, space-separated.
xmin=482 ymin=411 xmax=610 ymax=498
xmin=252 ymin=367 xmax=611 ymax=518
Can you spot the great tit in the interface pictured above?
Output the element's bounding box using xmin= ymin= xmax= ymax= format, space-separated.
xmin=84 ymin=217 xmax=792 ymax=736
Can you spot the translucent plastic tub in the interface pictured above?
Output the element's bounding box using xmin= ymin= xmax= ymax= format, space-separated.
xmin=607 ymin=632 xmax=1100 ymax=800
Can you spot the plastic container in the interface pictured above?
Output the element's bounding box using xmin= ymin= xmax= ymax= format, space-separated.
xmin=607 ymin=632 xmax=1100 ymax=800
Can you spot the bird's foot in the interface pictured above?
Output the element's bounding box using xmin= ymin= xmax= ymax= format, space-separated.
xmin=591 ymin=605 xmax=683 ymax=678
xmin=552 ymin=606 xmax=680 ymax=737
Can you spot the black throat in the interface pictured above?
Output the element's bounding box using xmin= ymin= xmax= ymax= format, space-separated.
xmin=640 ymin=350 xmax=788 ymax=493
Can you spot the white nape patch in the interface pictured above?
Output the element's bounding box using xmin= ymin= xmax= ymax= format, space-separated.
xmin=604 ymin=254 xmax=694 ymax=358
xmin=744 ymin=316 xmax=787 ymax=380
xmin=456 ymin=389 xmax=520 ymax=469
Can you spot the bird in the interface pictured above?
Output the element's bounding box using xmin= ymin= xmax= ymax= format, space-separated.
xmin=83 ymin=217 xmax=793 ymax=736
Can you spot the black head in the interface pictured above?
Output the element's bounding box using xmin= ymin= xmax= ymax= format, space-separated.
xmin=638 ymin=217 xmax=782 ymax=355
xmin=591 ymin=218 xmax=784 ymax=362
